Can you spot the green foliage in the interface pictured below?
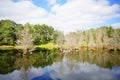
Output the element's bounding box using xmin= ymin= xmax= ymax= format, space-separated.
xmin=0 ymin=20 xmax=17 ymax=45
xmin=0 ymin=20 xmax=59 ymax=45
xmin=0 ymin=19 xmax=119 ymax=50
xmin=106 ymin=26 xmax=114 ymax=37
xmin=33 ymin=24 xmax=56 ymax=45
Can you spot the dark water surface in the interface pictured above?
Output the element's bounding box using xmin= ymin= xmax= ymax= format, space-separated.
xmin=0 ymin=49 xmax=120 ymax=80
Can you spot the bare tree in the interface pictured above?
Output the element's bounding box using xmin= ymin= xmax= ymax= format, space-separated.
xmin=109 ymin=29 xmax=120 ymax=52
xmin=95 ymin=28 xmax=103 ymax=50
xmin=16 ymin=28 xmax=34 ymax=58
xmin=88 ymin=30 xmax=96 ymax=49
xmin=56 ymin=31 xmax=65 ymax=47
xmin=65 ymin=32 xmax=78 ymax=49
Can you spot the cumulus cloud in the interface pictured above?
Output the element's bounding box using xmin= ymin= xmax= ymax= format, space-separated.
xmin=0 ymin=0 xmax=48 ymax=23
xmin=111 ymin=23 xmax=120 ymax=28
xmin=0 ymin=0 xmax=120 ymax=34
xmin=46 ymin=0 xmax=57 ymax=5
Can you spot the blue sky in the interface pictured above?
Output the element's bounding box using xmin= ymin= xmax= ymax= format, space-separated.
xmin=110 ymin=0 xmax=120 ymax=5
xmin=0 ymin=0 xmax=120 ymax=33
xmin=32 ymin=0 xmax=67 ymax=11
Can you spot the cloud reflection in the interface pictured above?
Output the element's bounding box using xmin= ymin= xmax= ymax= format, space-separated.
xmin=0 ymin=57 xmax=119 ymax=80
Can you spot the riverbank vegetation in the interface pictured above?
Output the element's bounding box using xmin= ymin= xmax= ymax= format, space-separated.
xmin=0 ymin=19 xmax=120 ymax=75
xmin=64 ymin=26 xmax=120 ymax=51
xmin=0 ymin=20 xmax=60 ymax=45
xmin=0 ymin=19 xmax=120 ymax=52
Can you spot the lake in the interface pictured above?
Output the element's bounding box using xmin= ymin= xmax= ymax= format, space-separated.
xmin=0 ymin=49 xmax=120 ymax=80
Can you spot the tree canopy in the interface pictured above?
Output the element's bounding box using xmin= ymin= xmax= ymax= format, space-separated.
xmin=64 ymin=26 xmax=120 ymax=50
xmin=0 ymin=20 xmax=60 ymax=46
xmin=0 ymin=20 xmax=120 ymax=51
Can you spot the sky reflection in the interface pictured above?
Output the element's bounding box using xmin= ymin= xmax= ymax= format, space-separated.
xmin=0 ymin=57 xmax=120 ymax=80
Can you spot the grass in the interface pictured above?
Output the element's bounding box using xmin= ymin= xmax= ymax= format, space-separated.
xmin=35 ymin=43 xmax=58 ymax=50
xmin=0 ymin=43 xmax=58 ymax=50
xmin=0 ymin=46 xmax=15 ymax=50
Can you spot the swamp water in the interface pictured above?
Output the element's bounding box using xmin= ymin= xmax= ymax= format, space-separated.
xmin=0 ymin=49 xmax=120 ymax=80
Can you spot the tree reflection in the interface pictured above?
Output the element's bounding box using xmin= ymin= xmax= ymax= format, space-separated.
xmin=65 ymin=50 xmax=120 ymax=69
xmin=0 ymin=50 xmax=22 ymax=74
xmin=0 ymin=49 xmax=120 ymax=75
xmin=0 ymin=49 xmax=62 ymax=74
xmin=0 ymin=49 xmax=120 ymax=80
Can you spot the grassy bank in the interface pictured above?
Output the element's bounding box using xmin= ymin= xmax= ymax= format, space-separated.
xmin=0 ymin=43 xmax=120 ymax=51
xmin=0 ymin=46 xmax=15 ymax=50
xmin=0 ymin=43 xmax=58 ymax=50
xmin=35 ymin=43 xmax=58 ymax=50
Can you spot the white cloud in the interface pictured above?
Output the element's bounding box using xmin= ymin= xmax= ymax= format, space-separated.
xmin=50 ymin=61 xmax=117 ymax=80
xmin=0 ymin=0 xmax=120 ymax=34
xmin=46 ymin=0 xmax=57 ymax=5
xmin=0 ymin=0 xmax=48 ymax=23
xmin=111 ymin=23 xmax=120 ymax=28
xmin=49 ymin=0 xmax=120 ymax=33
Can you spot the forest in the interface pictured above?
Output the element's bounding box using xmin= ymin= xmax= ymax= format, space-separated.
xmin=0 ymin=20 xmax=120 ymax=51
xmin=0 ymin=20 xmax=60 ymax=45
xmin=64 ymin=26 xmax=120 ymax=51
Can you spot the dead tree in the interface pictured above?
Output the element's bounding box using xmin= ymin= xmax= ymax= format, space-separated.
xmin=16 ymin=28 xmax=34 ymax=58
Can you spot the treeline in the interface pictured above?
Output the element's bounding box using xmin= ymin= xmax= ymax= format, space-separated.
xmin=62 ymin=27 xmax=120 ymax=51
xmin=0 ymin=20 xmax=61 ymax=45
xmin=0 ymin=20 xmax=120 ymax=51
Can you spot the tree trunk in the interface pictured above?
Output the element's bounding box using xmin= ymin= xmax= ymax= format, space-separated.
xmin=96 ymin=43 xmax=99 ymax=51
xmin=114 ymin=47 xmax=117 ymax=53
xmin=23 ymin=49 xmax=28 ymax=58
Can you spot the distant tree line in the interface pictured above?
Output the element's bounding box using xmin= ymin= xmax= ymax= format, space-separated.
xmin=0 ymin=20 xmax=61 ymax=46
xmin=0 ymin=20 xmax=120 ymax=51
xmin=63 ymin=27 xmax=120 ymax=51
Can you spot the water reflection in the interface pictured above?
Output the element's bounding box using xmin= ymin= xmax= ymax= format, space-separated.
xmin=0 ymin=67 xmax=43 ymax=80
xmin=50 ymin=57 xmax=119 ymax=80
xmin=0 ymin=49 xmax=120 ymax=80
xmin=0 ymin=49 xmax=61 ymax=74
xmin=0 ymin=56 xmax=120 ymax=80
xmin=65 ymin=50 xmax=120 ymax=68
xmin=0 ymin=50 xmax=22 ymax=74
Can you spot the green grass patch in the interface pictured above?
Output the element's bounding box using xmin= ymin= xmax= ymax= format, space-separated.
xmin=0 ymin=46 xmax=15 ymax=50
xmin=0 ymin=43 xmax=58 ymax=50
xmin=36 ymin=43 xmax=58 ymax=50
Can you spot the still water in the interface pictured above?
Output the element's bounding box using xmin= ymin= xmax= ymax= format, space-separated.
xmin=0 ymin=49 xmax=120 ymax=80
